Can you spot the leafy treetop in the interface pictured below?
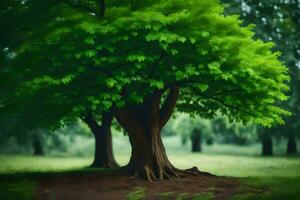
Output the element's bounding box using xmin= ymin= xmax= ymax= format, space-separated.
xmin=223 ymin=0 xmax=300 ymax=134
xmin=0 ymin=0 xmax=290 ymax=129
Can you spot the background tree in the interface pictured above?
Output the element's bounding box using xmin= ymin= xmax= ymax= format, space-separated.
xmin=1 ymin=0 xmax=290 ymax=181
xmin=81 ymin=112 xmax=119 ymax=168
xmin=0 ymin=118 xmax=63 ymax=156
xmin=175 ymin=114 xmax=213 ymax=153
xmin=0 ymin=0 xmax=120 ymax=168
xmin=222 ymin=0 xmax=300 ymax=155
xmin=211 ymin=116 xmax=256 ymax=145
xmin=257 ymin=126 xmax=273 ymax=156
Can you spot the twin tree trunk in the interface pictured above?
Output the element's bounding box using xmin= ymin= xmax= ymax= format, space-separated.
xmin=116 ymin=86 xmax=201 ymax=181
xmin=83 ymin=112 xmax=119 ymax=168
xmin=287 ymin=132 xmax=297 ymax=155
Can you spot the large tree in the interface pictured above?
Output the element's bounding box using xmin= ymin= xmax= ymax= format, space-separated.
xmin=1 ymin=0 xmax=290 ymax=180
xmin=0 ymin=0 xmax=120 ymax=168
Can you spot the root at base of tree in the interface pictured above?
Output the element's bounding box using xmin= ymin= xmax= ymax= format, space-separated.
xmin=123 ymin=165 xmax=213 ymax=182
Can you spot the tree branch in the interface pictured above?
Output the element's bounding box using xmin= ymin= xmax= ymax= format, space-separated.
xmin=143 ymin=90 xmax=163 ymax=116
xmin=113 ymin=87 xmax=139 ymax=131
xmin=81 ymin=113 xmax=101 ymax=134
xmin=101 ymin=110 xmax=113 ymax=129
xmin=159 ymin=85 xmax=180 ymax=128
xmin=147 ymin=51 xmax=165 ymax=78
xmin=82 ymin=111 xmax=113 ymax=133
xmin=187 ymin=85 xmax=257 ymax=117
xmin=211 ymin=89 xmax=243 ymax=97
xmin=86 ymin=61 xmax=133 ymax=76
xmin=86 ymin=65 xmax=112 ymax=75
xmin=173 ymin=79 xmax=266 ymax=108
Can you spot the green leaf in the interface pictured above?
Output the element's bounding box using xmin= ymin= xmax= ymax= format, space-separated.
xmin=106 ymin=78 xmax=117 ymax=88
xmin=150 ymin=80 xmax=164 ymax=89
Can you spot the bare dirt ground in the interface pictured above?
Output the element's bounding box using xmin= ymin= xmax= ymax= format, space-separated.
xmin=34 ymin=170 xmax=261 ymax=200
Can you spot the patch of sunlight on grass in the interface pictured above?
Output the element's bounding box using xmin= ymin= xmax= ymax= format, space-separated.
xmin=230 ymin=177 xmax=300 ymax=200
xmin=113 ymin=135 xmax=300 ymax=178
xmin=0 ymin=155 xmax=92 ymax=174
xmin=1 ymin=153 xmax=300 ymax=178
xmin=167 ymin=153 xmax=300 ymax=177
xmin=0 ymin=135 xmax=300 ymax=178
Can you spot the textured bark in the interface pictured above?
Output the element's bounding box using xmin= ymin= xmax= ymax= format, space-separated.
xmin=191 ymin=130 xmax=202 ymax=152
xmin=125 ymin=120 xmax=179 ymax=181
xmin=116 ymin=86 xmax=205 ymax=181
xmin=33 ymin=136 xmax=44 ymax=156
xmin=287 ymin=133 xmax=297 ymax=155
xmin=83 ymin=112 xmax=119 ymax=168
xmin=262 ymin=133 xmax=273 ymax=156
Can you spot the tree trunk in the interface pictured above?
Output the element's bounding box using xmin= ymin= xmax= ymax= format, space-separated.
xmin=191 ymin=130 xmax=202 ymax=152
xmin=287 ymin=132 xmax=297 ymax=155
xmin=262 ymin=132 xmax=273 ymax=156
xmin=126 ymin=120 xmax=179 ymax=181
xmin=116 ymin=86 xmax=204 ymax=181
xmin=83 ymin=112 xmax=119 ymax=168
xmin=33 ymin=136 xmax=44 ymax=156
xmin=92 ymin=128 xmax=118 ymax=168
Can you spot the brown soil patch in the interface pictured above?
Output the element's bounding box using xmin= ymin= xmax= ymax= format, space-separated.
xmin=34 ymin=170 xmax=248 ymax=200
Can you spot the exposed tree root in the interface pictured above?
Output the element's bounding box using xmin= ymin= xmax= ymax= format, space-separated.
xmin=89 ymin=161 xmax=119 ymax=169
xmin=182 ymin=167 xmax=213 ymax=176
xmin=124 ymin=165 xmax=211 ymax=182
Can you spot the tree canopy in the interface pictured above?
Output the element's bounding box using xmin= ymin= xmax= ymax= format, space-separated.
xmin=0 ymin=0 xmax=290 ymax=130
xmin=223 ymin=0 xmax=300 ymax=154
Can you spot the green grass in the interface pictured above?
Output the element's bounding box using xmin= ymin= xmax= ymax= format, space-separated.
xmin=231 ymin=177 xmax=300 ymax=200
xmin=0 ymin=155 xmax=92 ymax=174
xmin=0 ymin=153 xmax=300 ymax=200
xmin=1 ymin=154 xmax=299 ymax=178
xmin=126 ymin=188 xmax=214 ymax=200
xmin=0 ymin=178 xmax=36 ymax=200
xmin=126 ymin=187 xmax=146 ymax=200
xmin=168 ymin=153 xmax=300 ymax=177
xmin=0 ymin=136 xmax=300 ymax=200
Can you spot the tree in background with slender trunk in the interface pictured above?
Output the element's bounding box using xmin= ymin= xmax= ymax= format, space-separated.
xmin=82 ymin=112 xmax=119 ymax=168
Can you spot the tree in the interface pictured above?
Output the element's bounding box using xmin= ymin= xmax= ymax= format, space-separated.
xmin=222 ymin=0 xmax=300 ymax=155
xmin=175 ymin=114 xmax=213 ymax=152
xmin=0 ymin=118 xmax=62 ymax=156
xmin=1 ymin=0 xmax=290 ymax=180
xmin=257 ymin=126 xmax=273 ymax=156
xmin=212 ymin=116 xmax=256 ymax=145
xmin=0 ymin=0 xmax=120 ymax=168
xmin=82 ymin=112 xmax=118 ymax=168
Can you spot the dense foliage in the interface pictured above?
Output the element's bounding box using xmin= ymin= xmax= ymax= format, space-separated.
xmin=223 ymin=0 xmax=300 ymax=154
xmin=0 ymin=0 xmax=290 ymax=131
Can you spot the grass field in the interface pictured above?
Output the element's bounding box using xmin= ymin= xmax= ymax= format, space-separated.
xmin=0 ymin=136 xmax=300 ymax=199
